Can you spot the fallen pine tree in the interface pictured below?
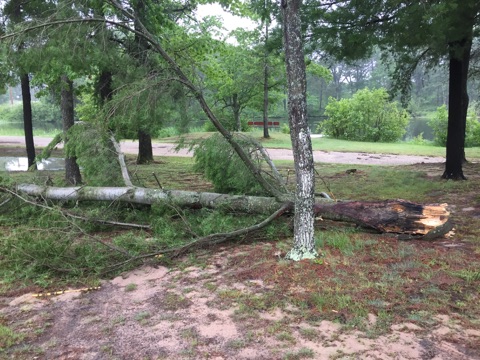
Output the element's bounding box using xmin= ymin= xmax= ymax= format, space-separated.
xmin=12 ymin=184 xmax=452 ymax=240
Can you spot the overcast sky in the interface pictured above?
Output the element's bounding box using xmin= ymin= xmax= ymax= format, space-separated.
xmin=195 ymin=4 xmax=256 ymax=33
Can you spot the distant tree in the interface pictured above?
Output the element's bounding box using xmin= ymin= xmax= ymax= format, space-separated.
xmin=1 ymin=0 xmax=55 ymax=167
xmin=202 ymin=39 xmax=265 ymax=132
xmin=308 ymin=0 xmax=480 ymax=179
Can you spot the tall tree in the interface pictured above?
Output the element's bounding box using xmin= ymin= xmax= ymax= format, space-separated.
xmin=262 ymin=9 xmax=271 ymax=138
xmin=203 ymin=39 xmax=265 ymax=132
xmin=61 ymin=75 xmax=82 ymax=184
xmin=282 ymin=0 xmax=317 ymax=260
xmin=308 ymin=0 xmax=480 ymax=179
xmin=133 ymin=0 xmax=154 ymax=164
xmin=1 ymin=0 xmax=45 ymax=168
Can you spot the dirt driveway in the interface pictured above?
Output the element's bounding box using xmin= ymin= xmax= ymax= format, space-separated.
xmin=2 ymin=244 xmax=479 ymax=360
xmin=0 ymin=136 xmax=445 ymax=166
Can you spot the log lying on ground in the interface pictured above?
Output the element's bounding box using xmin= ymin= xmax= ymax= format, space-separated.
xmin=13 ymin=184 xmax=452 ymax=239
xmin=314 ymin=199 xmax=452 ymax=240
xmin=15 ymin=184 xmax=283 ymax=214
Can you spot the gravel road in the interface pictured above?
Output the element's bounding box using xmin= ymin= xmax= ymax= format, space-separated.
xmin=0 ymin=136 xmax=445 ymax=166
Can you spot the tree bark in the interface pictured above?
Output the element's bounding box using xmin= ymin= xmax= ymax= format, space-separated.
xmin=137 ymin=129 xmax=154 ymax=164
xmin=110 ymin=135 xmax=133 ymax=186
xmin=282 ymin=0 xmax=317 ymax=260
xmin=263 ymin=20 xmax=270 ymax=139
xmin=132 ymin=0 xmax=154 ymax=164
xmin=61 ymin=75 xmax=82 ymax=185
xmin=20 ymin=72 xmax=36 ymax=168
xmin=442 ymin=3 xmax=474 ymax=180
xmin=442 ymin=45 xmax=470 ymax=180
xmin=13 ymin=184 xmax=452 ymax=240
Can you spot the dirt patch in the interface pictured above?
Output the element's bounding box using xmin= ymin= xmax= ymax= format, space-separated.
xmin=2 ymin=243 xmax=479 ymax=359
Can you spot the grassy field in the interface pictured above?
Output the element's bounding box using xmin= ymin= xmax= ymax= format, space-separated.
xmin=0 ymin=121 xmax=60 ymax=137
xmin=158 ymin=130 xmax=480 ymax=159
xmin=0 ymin=142 xmax=480 ymax=356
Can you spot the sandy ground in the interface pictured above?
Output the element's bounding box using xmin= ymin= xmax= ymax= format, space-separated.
xmin=1 ymin=244 xmax=479 ymax=359
xmin=0 ymin=136 xmax=446 ymax=166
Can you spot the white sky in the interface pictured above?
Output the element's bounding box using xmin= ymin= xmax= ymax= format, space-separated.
xmin=195 ymin=4 xmax=257 ymax=33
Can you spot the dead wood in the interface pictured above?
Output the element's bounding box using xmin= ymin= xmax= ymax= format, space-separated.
xmin=109 ymin=134 xmax=133 ymax=187
xmin=12 ymin=184 xmax=452 ymax=240
xmin=315 ymin=199 xmax=452 ymax=239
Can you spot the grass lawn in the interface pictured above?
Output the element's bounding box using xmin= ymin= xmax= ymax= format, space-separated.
xmin=158 ymin=130 xmax=480 ymax=159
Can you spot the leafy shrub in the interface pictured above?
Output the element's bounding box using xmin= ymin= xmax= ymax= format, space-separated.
xmin=281 ymin=123 xmax=290 ymax=134
xmin=0 ymin=100 xmax=62 ymax=127
xmin=409 ymin=133 xmax=430 ymax=145
xmin=157 ymin=126 xmax=179 ymax=138
xmin=429 ymin=104 xmax=480 ymax=147
xmin=193 ymin=133 xmax=270 ymax=195
xmin=318 ymin=88 xmax=409 ymax=142
xmin=428 ymin=105 xmax=448 ymax=146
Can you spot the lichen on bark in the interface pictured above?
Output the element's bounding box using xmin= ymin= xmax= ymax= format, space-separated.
xmin=285 ymin=245 xmax=318 ymax=261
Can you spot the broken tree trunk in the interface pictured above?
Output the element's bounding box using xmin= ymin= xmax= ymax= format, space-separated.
xmin=13 ymin=184 xmax=452 ymax=240
xmin=314 ymin=199 xmax=452 ymax=240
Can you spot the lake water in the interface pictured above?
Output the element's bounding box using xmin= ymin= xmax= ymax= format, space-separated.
xmin=0 ymin=157 xmax=65 ymax=171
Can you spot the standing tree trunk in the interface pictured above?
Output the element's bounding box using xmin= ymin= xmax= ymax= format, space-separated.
xmin=61 ymin=75 xmax=82 ymax=185
xmin=9 ymin=2 xmax=35 ymax=168
xmin=133 ymin=0 xmax=154 ymax=164
xmin=318 ymin=77 xmax=324 ymax=113
xmin=95 ymin=70 xmax=113 ymax=106
xmin=282 ymin=0 xmax=317 ymax=260
xmin=442 ymin=40 xmax=472 ymax=180
xmin=137 ymin=129 xmax=153 ymax=164
xmin=263 ymin=20 xmax=270 ymax=139
xmin=20 ymin=72 xmax=36 ymax=168
xmin=232 ymin=94 xmax=241 ymax=132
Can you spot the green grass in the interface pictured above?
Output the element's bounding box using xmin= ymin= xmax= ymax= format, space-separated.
xmin=0 ymin=121 xmax=60 ymax=137
xmin=158 ymin=130 xmax=480 ymax=158
xmin=0 ymin=324 xmax=25 ymax=351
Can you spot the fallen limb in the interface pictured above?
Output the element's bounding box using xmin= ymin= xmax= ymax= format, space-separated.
xmin=314 ymin=199 xmax=452 ymax=239
xmin=102 ymin=203 xmax=292 ymax=273
xmin=110 ymin=134 xmax=133 ymax=187
xmin=2 ymin=186 xmax=150 ymax=230
xmin=12 ymin=184 xmax=452 ymax=239
xmin=14 ymin=184 xmax=284 ymax=214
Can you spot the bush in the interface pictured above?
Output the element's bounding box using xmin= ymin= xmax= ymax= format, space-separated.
xmin=318 ymin=88 xmax=409 ymax=142
xmin=0 ymin=101 xmax=61 ymax=127
xmin=429 ymin=104 xmax=480 ymax=147
xmin=428 ymin=105 xmax=448 ymax=146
